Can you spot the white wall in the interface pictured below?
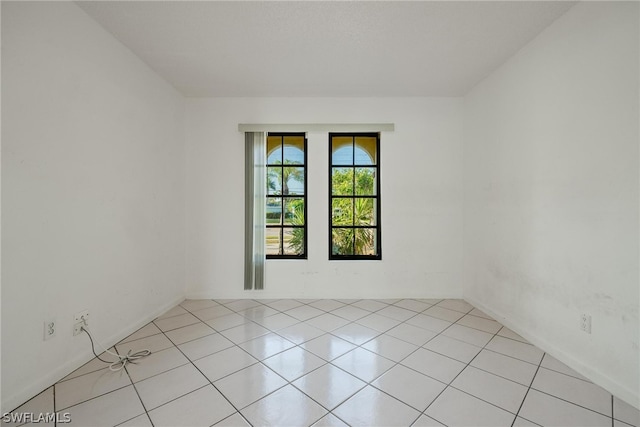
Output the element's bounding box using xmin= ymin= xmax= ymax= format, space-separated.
xmin=1 ymin=2 xmax=186 ymax=412
xmin=463 ymin=1 xmax=639 ymax=407
xmin=186 ymin=98 xmax=463 ymax=299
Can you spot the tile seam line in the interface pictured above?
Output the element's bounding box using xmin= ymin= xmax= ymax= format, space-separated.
xmin=116 ymin=339 xmax=155 ymax=426
xmin=418 ymin=318 xmax=508 ymax=426
xmin=529 ymin=387 xmax=615 ymax=420
xmin=511 ymin=350 xmax=546 ymax=427
xmin=155 ymin=325 xmax=248 ymax=425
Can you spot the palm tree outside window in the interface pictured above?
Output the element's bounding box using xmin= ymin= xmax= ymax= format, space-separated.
xmin=266 ymin=133 xmax=307 ymax=258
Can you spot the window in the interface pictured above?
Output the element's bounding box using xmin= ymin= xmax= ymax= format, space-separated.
xmin=266 ymin=133 xmax=307 ymax=258
xmin=329 ymin=133 xmax=381 ymax=259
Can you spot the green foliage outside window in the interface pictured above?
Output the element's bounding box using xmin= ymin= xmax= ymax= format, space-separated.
xmin=331 ymin=168 xmax=376 ymax=256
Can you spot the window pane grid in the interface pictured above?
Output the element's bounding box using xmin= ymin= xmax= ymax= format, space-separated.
xmin=267 ymin=133 xmax=307 ymax=259
xmin=329 ymin=133 xmax=381 ymax=260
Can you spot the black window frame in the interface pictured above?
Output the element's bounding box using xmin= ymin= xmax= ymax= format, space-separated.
xmin=329 ymin=132 xmax=381 ymax=260
xmin=266 ymin=132 xmax=308 ymax=259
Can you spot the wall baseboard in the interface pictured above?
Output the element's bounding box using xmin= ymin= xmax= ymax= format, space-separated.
xmin=2 ymin=294 xmax=185 ymax=413
xmin=185 ymin=290 xmax=463 ymax=300
xmin=465 ymin=296 xmax=639 ymax=410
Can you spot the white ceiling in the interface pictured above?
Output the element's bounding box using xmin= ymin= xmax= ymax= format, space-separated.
xmin=78 ymin=1 xmax=576 ymax=97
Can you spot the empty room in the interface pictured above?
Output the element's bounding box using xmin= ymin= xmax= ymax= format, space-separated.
xmin=1 ymin=1 xmax=638 ymax=426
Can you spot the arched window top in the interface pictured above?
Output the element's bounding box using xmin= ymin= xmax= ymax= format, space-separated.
xmin=267 ymin=134 xmax=304 ymax=165
xmin=331 ymin=135 xmax=378 ymax=166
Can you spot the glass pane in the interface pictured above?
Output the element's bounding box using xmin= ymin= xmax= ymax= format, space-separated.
xmin=267 ymin=166 xmax=282 ymax=195
xmin=284 ymin=198 xmax=304 ymax=226
xmin=267 ymin=135 xmax=282 ymax=164
xmin=283 ymin=167 xmax=304 ymax=195
xmin=332 ymin=228 xmax=354 ymax=256
xmin=354 ymin=198 xmax=376 ymax=226
xmin=355 ymin=136 xmax=377 ymax=165
xmin=283 ymin=136 xmax=305 ymax=165
xmin=332 ymin=198 xmax=353 ymax=226
xmin=266 ymin=197 xmax=282 ymax=225
xmin=355 ymin=168 xmax=376 ymax=195
xmin=355 ymin=228 xmax=376 ymax=256
xmin=332 ymin=167 xmax=353 ymax=195
xmin=266 ymin=227 xmax=281 ymax=256
xmin=331 ymin=136 xmax=353 ymax=165
xmin=283 ymin=227 xmax=304 ymax=256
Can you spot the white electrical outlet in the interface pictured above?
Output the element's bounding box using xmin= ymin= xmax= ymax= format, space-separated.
xmin=73 ymin=310 xmax=90 ymax=336
xmin=44 ymin=319 xmax=57 ymax=340
xmin=74 ymin=310 xmax=90 ymax=323
xmin=580 ymin=313 xmax=592 ymax=334
xmin=73 ymin=322 xmax=84 ymax=336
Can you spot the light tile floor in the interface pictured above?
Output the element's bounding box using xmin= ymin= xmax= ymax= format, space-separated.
xmin=5 ymin=299 xmax=640 ymax=427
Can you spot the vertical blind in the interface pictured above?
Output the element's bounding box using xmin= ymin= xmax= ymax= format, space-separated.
xmin=244 ymin=132 xmax=266 ymax=290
